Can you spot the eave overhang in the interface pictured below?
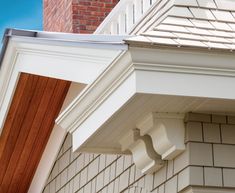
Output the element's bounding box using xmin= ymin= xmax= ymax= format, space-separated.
xmin=0 ymin=29 xmax=128 ymax=192
xmin=0 ymin=29 xmax=128 ymax=135
xmin=57 ymin=45 xmax=235 ymax=173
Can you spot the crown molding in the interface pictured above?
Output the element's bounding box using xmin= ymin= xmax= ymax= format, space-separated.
xmin=56 ymin=46 xmax=235 ymax=174
xmin=57 ymin=46 xmax=235 ymax=133
xmin=56 ymin=51 xmax=133 ymax=134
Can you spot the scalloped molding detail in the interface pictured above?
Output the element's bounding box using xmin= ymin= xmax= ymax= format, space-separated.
xmin=119 ymin=129 xmax=164 ymax=174
xmin=137 ymin=113 xmax=185 ymax=160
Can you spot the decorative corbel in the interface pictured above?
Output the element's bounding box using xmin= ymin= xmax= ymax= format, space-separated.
xmin=119 ymin=129 xmax=164 ymax=174
xmin=137 ymin=113 xmax=185 ymax=160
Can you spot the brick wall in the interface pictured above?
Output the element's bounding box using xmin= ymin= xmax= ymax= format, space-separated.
xmin=42 ymin=113 xmax=235 ymax=193
xmin=72 ymin=0 xmax=119 ymax=34
xmin=44 ymin=0 xmax=73 ymax=32
xmin=44 ymin=0 xmax=119 ymax=33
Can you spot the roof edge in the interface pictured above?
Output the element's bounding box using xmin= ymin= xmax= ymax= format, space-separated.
xmin=0 ymin=29 xmax=37 ymax=69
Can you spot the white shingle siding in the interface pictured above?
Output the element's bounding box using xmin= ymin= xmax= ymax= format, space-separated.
xmin=43 ymin=112 xmax=235 ymax=192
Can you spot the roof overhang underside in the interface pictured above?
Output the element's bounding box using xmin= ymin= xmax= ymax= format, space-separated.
xmin=2 ymin=0 xmax=235 ymax=190
xmin=0 ymin=29 xmax=128 ymax=193
xmin=57 ymin=45 xmax=235 ymax=155
xmin=2 ymin=0 xmax=235 ymax=186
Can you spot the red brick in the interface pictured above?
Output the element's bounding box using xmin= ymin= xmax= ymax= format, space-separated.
xmin=44 ymin=0 xmax=119 ymax=34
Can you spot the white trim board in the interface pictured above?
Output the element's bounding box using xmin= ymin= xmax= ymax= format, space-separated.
xmin=57 ymin=46 xmax=235 ymax=154
xmin=11 ymin=36 xmax=126 ymax=84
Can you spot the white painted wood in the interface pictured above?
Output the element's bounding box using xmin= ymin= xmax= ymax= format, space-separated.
xmin=118 ymin=12 xmax=126 ymax=34
xmin=129 ymin=136 xmax=163 ymax=174
xmin=95 ymin=0 xmax=157 ymax=35
xmin=0 ymin=41 xmax=20 ymax=134
xmin=143 ymin=0 xmax=151 ymax=13
xmin=56 ymin=51 xmax=133 ymax=133
xmin=111 ymin=21 xmax=118 ymax=34
xmin=134 ymin=0 xmax=142 ymax=23
xmin=120 ymin=129 xmax=164 ymax=174
xmin=135 ymin=70 xmax=235 ymax=99
xmin=72 ymin=73 xmax=136 ymax=152
xmin=57 ymin=46 xmax=235 ymax=157
xmin=129 ymin=47 xmax=235 ymax=76
xmin=137 ymin=113 xmax=185 ymax=160
xmin=126 ymin=2 xmax=134 ymax=32
xmin=13 ymin=37 xmax=126 ymax=84
xmin=119 ymin=129 xmax=164 ymax=174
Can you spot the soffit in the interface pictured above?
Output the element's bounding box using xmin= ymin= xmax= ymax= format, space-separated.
xmin=0 ymin=73 xmax=70 ymax=193
xmin=76 ymin=94 xmax=235 ymax=154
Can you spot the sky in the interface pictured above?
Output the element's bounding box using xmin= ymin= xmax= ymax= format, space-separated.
xmin=0 ymin=0 xmax=42 ymax=42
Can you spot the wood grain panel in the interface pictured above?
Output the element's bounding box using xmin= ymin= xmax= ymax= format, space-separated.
xmin=19 ymin=80 xmax=70 ymax=193
xmin=0 ymin=73 xmax=70 ymax=193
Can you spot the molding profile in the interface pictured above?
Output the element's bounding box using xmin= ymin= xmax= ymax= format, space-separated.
xmin=56 ymin=51 xmax=133 ymax=134
xmin=119 ymin=113 xmax=185 ymax=173
xmin=119 ymin=129 xmax=164 ymax=174
xmin=137 ymin=113 xmax=185 ymax=160
xmin=56 ymin=46 xmax=235 ymax=174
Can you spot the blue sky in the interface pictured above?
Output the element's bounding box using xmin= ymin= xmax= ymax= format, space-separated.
xmin=0 ymin=0 xmax=42 ymax=42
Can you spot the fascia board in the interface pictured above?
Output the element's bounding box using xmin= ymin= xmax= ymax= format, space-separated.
xmin=11 ymin=36 xmax=127 ymax=84
xmin=135 ymin=70 xmax=235 ymax=99
xmin=0 ymin=40 xmax=20 ymax=134
xmin=129 ymin=47 xmax=235 ymax=71
xmin=56 ymin=46 xmax=235 ymax=153
xmin=130 ymin=47 xmax=235 ymax=99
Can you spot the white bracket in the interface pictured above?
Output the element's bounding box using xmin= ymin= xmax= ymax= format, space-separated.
xmin=119 ymin=129 xmax=164 ymax=174
xmin=137 ymin=113 xmax=185 ymax=160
